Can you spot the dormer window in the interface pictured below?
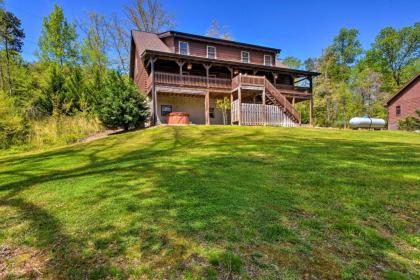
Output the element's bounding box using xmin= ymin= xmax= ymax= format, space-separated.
xmin=207 ymin=46 xmax=216 ymax=59
xmin=264 ymin=55 xmax=273 ymax=66
xmin=241 ymin=51 xmax=250 ymax=63
xmin=179 ymin=41 xmax=189 ymax=55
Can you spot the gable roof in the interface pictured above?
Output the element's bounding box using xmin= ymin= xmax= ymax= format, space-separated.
xmin=131 ymin=30 xmax=171 ymax=53
xmin=386 ymin=73 xmax=420 ymax=106
xmin=158 ymin=30 xmax=281 ymax=53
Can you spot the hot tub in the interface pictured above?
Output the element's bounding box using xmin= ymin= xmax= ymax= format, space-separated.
xmin=167 ymin=112 xmax=189 ymax=125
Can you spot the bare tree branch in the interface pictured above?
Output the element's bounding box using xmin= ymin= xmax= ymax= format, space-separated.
xmin=124 ymin=0 xmax=174 ymax=32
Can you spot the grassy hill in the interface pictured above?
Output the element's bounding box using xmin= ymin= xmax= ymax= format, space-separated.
xmin=0 ymin=126 xmax=419 ymax=279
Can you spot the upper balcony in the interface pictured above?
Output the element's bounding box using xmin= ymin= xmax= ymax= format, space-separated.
xmin=147 ymin=72 xmax=231 ymax=92
xmin=147 ymin=72 xmax=311 ymax=98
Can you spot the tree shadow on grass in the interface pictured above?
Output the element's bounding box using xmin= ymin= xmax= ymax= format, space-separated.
xmin=0 ymin=198 xmax=125 ymax=279
xmin=0 ymin=126 xmax=419 ymax=278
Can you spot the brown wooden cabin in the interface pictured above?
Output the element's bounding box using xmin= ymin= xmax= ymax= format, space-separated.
xmin=129 ymin=30 xmax=320 ymax=126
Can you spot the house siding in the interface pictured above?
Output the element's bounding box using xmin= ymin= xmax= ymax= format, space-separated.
xmin=173 ymin=38 xmax=275 ymax=66
xmin=161 ymin=36 xmax=175 ymax=52
xmin=134 ymin=44 xmax=149 ymax=95
xmin=387 ymin=77 xmax=420 ymax=130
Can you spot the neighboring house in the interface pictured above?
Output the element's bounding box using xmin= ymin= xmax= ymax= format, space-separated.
xmin=386 ymin=73 xmax=420 ymax=130
xmin=129 ymin=30 xmax=320 ymax=126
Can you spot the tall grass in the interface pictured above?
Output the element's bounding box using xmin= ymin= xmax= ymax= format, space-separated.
xmin=29 ymin=114 xmax=104 ymax=148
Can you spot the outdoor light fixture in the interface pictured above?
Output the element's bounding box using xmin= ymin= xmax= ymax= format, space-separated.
xmin=187 ymin=63 xmax=192 ymax=70
xmin=234 ymin=70 xmax=239 ymax=75
xmin=274 ymin=74 xmax=278 ymax=79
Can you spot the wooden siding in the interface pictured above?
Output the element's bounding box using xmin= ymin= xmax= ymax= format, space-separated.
xmin=387 ymin=76 xmax=420 ymax=130
xmin=161 ymin=36 xmax=175 ymax=52
xmin=173 ymin=38 xmax=275 ymax=66
xmin=133 ymin=43 xmax=148 ymax=94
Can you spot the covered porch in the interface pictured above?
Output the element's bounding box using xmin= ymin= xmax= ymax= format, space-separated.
xmin=143 ymin=52 xmax=317 ymax=126
xmin=155 ymin=91 xmax=231 ymax=125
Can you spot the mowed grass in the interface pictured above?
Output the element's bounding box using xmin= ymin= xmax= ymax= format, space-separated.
xmin=0 ymin=126 xmax=419 ymax=279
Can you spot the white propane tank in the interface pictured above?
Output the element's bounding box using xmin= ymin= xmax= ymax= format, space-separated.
xmin=349 ymin=116 xmax=386 ymax=129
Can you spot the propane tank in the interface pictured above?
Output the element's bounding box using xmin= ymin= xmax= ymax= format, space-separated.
xmin=349 ymin=116 xmax=386 ymax=130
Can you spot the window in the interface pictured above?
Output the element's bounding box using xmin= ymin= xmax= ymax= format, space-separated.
xmin=396 ymin=105 xmax=401 ymax=116
xmin=241 ymin=51 xmax=250 ymax=63
xmin=207 ymin=46 xmax=216 ymax=59
xmin=209 ymin=108 xmax=215 ymax=118
xmin=179 ymin=41 xmax=189 ymax=55
xmin=161 ymin=105 xmax=172 ymax=116
xmin=264 ymin=55 xmax=273 ymax=66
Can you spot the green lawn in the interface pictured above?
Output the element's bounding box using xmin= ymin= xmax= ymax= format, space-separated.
xmin=0 ymin=126 xmax=419 ymax=279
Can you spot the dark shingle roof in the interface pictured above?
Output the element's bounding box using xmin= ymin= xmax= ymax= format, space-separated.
xmin=131 ymin=30 xmax=171 ymax=53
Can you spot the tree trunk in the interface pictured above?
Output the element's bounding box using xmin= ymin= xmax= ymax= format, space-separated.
xmin=0 ymin=60 xmax=5 ymax=91
xmin=5 ymin=41 xmax=12 ymax=96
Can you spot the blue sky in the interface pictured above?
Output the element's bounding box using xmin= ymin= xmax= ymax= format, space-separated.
xmin=6 ymin=0 xmax=420 ymax=62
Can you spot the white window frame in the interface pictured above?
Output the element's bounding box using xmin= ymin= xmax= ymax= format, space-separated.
xmin=241 ymin=51 xmax=250 ymax=63
xmin=179 ymin=41 xmax=189 ymax=55
xmin=264 ymin=55 xmax=273 ymax=66
xmin=207 ymin=45 xmax=217 ymax=59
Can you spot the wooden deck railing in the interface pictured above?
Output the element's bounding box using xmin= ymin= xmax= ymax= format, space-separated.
xmin=265 ymin=79 xmax=301 ymax=123
xmin=147 ymin=72 xmax=231 ymax=91
xmin=275 ymin=84 xmax=311 ymax=95
xmin=232 ymin=74 xmax=301 ymax=123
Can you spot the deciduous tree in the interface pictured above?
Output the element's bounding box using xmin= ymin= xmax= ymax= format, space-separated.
xmin=0 ymin=8 xmax=25 ymax=95
xmin=206 ymin=20 xmax=233 ymax=40
xmin=38 ymin=4 xmax=78 ymax=66
xmin=282 ymin=56 xmax=302 ymax=69
xmin=366 ymin=22 xmax=419 ymax=90
xmin=125 ymin=0 xmax=173 ymax=32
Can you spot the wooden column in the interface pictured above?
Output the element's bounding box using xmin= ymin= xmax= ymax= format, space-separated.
xmin=150 ymin=57 xmax=159 ymax=125
xmin=309 ymin=97 xmax=313 ymax=126
xmin=204 ymin=64 xmax=211 ymax=86
xmin=205 ymin=91 xmax=210 ymax=125
xmin=292 ymin=97 xmax=295 ymax=106
xmin=176 ymin=60 xmax=185 ymax=75
xmin=204 ymin=64 xmax=211 ymax=125
xmin=238 ymin=74 xmax=242 ymax=126
xmin=230 ymin=92 xmax=234 ymax=125
xmin=227 ymin=67 xmax=233 ymax=79
xmin=262 ymin=79 xmax=266 ymax=125
xmin=309 ymin=76 xmax=313 ymax=126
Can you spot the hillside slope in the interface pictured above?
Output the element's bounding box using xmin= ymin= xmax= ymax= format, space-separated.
xmin=0 ymin=126 xmax=419 ymax=279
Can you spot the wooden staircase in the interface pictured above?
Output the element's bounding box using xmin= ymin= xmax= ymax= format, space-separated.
xmin=232 ymin=74 xmax=301 ymax=125
xmin=264 ymin=78 xmax=301 ymax=124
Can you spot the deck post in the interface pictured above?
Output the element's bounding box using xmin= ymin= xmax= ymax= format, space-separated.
xmin=205 ymin=91 xmax=210 ymax=125
xmin=204 ymin=64 xmax=211 ymax=87
xmin=227 ymin=67 xmax=233 ymax=79
xmin=309 ymin=97 xmax=313 ymax=126
xmin=204 ymin=64 xmax=211 ymax=125
xmin=238 ymin=74 xmax=242 ymax=126
xmin=230 ymin=92 xmax=233 ymax=125
xmin=292 ymin=97 xmax=295 ymax=106
xmin=150 ymin=57 xmax=159 ymax=125
xmin=176 ymin=60 xmax=185 ymax=75
xmin=309 ymin=76 xmax=313 ymax=126
xmin=262 ymin=80 xmax=266 ymax=125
